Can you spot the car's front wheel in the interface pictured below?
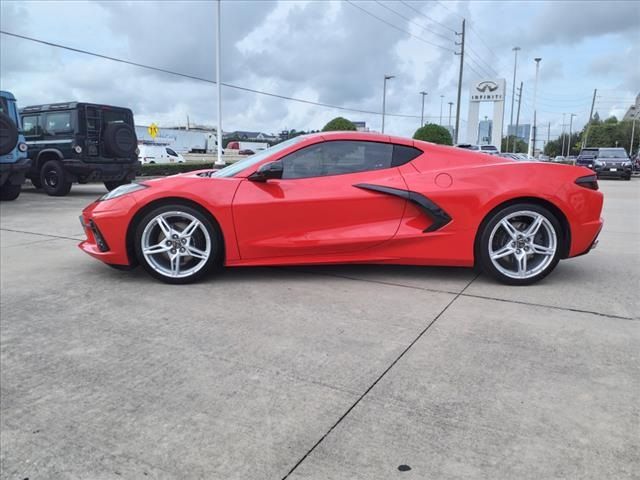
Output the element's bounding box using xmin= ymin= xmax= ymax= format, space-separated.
xmin=134 ymin=204 xmax=222 ymax=284
xmin=478 ymin=203 xmax=562 ymax=285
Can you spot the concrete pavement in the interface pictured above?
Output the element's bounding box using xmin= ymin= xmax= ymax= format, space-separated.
xmin=0 ymin=179 xmax=638 ymax=479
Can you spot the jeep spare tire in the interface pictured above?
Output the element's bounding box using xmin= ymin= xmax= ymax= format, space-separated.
xmin=103 ymin=122 xmax=137 ymax=157
xmin=0 ymin=111 xmax=19 ymax=156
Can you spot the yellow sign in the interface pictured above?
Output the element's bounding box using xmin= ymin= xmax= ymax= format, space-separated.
xmin=148 ymin=123 xmax=159 ymax=139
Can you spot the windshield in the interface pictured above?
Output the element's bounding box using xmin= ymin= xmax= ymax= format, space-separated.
xmin=213 ymin=136 xmax=306 ymax=178
xmin=598 ymin=148 xmax=628 ymax=159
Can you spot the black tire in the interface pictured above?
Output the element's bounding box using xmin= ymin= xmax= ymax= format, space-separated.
xmin=0 ymin=183 xmax=21 ymax=201
xmin=624 ymin=175 xmax=631 ymax=181
xmin=103 ymin=122 xmax=137 ymax=158
xmin=477 ymin=203 xmax=562 ymax=286
xmin=134 ymin=203 xmax=222 ymax=284
xmin=40 ymin=160 xmax=72 ymax=196
xmin=104 ymin=179 xmax=131 ymax=191
xmin=0 ymin=112 xmax=19 ymax=156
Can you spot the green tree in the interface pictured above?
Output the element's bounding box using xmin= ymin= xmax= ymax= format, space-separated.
xmin=604 ymin=116 xmax=618 ymax=124
xmin=501 ymin=136 xmax=528 ymax=153
xmin=322 ymin=117 xmax=357 ymax=131
xmin=413 ymin=123 xmax=453 ymax=145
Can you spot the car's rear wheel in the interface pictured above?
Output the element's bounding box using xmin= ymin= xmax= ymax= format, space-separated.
xmin=0 ymin=183 xmax=21 ymax=201
xmin=478 ymin=203 xmax=562 ymax=285
xmin=40 ymin=160 xmax=72 ymax=196
xmin=134 ymin=204 xmax=221 ymax=284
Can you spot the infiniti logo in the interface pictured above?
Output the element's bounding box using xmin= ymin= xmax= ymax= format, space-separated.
xmin=476 ymin=81 xmax=499 ymax=93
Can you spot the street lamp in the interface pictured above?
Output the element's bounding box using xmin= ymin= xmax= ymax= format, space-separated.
xmin=567 ymin=113 xmax=576 ymax=157
xmin=509 ymin=47 xmax=521 ymax=136
xmin=214 ymin=0 xmax=225 ymax=166
xmin=439 ymin=95 xmax=444 ymax=125
xmin=420 ymin=91 xmax=428 ymax=127
xmin=448 ymin=101 xmax=454 ymax=130
xmin=527 ymin=57 xmax=542 ymax=157
xmin=382 ymin=74 xmax=395 ymax=133
xmin=561 ymin=112 xmax=566 ymax=156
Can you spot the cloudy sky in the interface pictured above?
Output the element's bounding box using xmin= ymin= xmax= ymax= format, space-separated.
xmin=1 ymin=0 xmax=638 ymax=143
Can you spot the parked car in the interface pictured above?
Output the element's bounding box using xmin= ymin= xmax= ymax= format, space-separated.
xmin=538 ymin=154 xmax=550 ymax=162
xmin=553 ymin=155 xmax=566 ymax=163
xmin=456 ymin=144 xmax=500 ymax=155
xmin=566 ymin=155 xmax=577 ymax=164
xmin=0 ymin=91 xmax=30 ymax=201
xmin=79 ymin=131 xmax=603 ymax=286
xmin=238 ymin=149 xmax=255 ymax=156
xmin=576 ymin=148 xmax=599 ymax=169
xmin=138 ymin=144 xmax=185 ymax=164
xmin=593 ymin=148 xmax=632 ymax=180
xmin=20 ymin=102 xmax=140 ymax=196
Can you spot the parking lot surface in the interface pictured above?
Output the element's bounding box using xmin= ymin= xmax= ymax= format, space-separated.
xmin=1 ymin=180 xmax=638 ymax=479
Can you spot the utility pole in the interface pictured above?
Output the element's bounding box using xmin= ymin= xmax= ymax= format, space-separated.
xmin=439 ymin=95 xmax=444 ymax=125
xmin=448 ymin=102 xmax=454 ymax=130
xmin=547 ymin=122 xmax=551 ymax=149
xmin=420 ymin=91 xmax=428 ymax=127
xmin=582 ymin=88 xmax=598 ymax=148
xmin=567 ymin=113 xmax=576 ymax=157
xmin=528 ymin=58 xmax=542 ymax=158
xmin=512 ymin=81 xmax=523 ymax=153
xmin=454 ymin=19 xmax=465 ymax=144
xmin=561 ymin=112 xmax=566 ymax=156
xmin=381 ymin=74 xmax=395 ymax=133
xmin=214 ymin=0 xmax=224 ymax=166
xmin=509 ymin=46 xmax=521 ymax=136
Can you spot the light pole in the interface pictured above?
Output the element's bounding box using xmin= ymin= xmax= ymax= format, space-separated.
xmin=527 ymin=57 xmax=542 ymax=158
xmin=630 ymin=114 xmax=637 ymax=157
xmin=382 ymin=74 xmax=394 ymax=133
xmin=420 ymin=91 xmax=428 ymax=127
xmin=439 ymin=95 xmax=444 ymax=125
xmin=509 ymin=47 xmax=521 ymax=136
xmin=214 ymin=0 xmax=224 ymax=166
xmin=448 ymin=101 xmax=454 ymax=131
xmin=561 ymin=112 xmax=566 ymax=156
xmin=567 ymin=113 xmax=576 ymax=157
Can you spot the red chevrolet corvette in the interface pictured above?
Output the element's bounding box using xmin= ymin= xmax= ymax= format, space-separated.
xmin=79 ymin=131 xmax=603 ymax=285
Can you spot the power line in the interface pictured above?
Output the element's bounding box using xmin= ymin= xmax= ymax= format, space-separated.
xmin=464 ymin=47 xmax=498 ymax=77
xmin=0 ymin=30 xmax=427 ymax=119
xmin=344 ymin=1 xmax=456 ymax=53
xmin=399 ymin=0 xmax=458 ymax=34
xmin=373 ymin=1 xmax=454 ymax=44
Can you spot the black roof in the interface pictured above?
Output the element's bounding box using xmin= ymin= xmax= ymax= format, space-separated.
xmin=20 ymin=102 xmax=132 ymax=113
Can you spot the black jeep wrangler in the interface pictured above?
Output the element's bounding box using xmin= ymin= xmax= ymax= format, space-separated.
xmin=20 ymin=102 xmax=140 ymax=196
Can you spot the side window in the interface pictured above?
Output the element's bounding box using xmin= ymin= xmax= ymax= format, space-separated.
xmin=281 ymin=141 xmax=393 ymax=179
xmin=166 ymin=148 xmax=178 ymax=157
xmin=44 ymin=112 xmax=73 ymax=134
xmin=392 ymin=145 xmax=422 ymax=166
xmin=22 ymin=115 xmax=42 ymax=137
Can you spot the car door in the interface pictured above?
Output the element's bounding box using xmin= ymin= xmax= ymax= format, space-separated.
xmin=22 ymin=113 xmax=43 ymax=160
xmin=232 ymin=140 xmax=412 ymax=260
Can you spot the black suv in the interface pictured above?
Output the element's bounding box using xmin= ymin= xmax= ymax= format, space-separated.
xmin=577 ymin=147 xmax=632 ymax=180
xmin=20 ymin=102 xmax=140 ymax=196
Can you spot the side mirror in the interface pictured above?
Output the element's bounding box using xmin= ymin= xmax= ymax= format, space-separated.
xmin=249 ymin=160 xmax=283 ymax=182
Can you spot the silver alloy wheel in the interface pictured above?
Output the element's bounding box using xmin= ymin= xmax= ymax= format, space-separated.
xmin=141 ymin=211 xmax=211 ymax=279
xmin=488 ymin=210 xmax=557 ymax=280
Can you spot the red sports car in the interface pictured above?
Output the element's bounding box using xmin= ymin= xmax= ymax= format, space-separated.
xmin=79 ymin=131 xmax=603 ymax=285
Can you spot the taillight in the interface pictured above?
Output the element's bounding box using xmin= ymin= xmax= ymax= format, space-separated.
xmin=575 ymin=174 xmax=598 ymax=190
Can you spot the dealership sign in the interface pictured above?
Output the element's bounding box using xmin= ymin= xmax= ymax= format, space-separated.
xmin=470 ymin=80 xmax=505 ymax=102
xmin=466 ymin=78 xmax=506 ymax=151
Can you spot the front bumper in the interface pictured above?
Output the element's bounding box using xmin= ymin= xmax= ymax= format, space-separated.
xmin=78 ymin=196 xmax=137 ymax=266
xmin=0 ymin=158 xmax=32 ymax=185
xmin=595 ymin=165 xmax=632 ymax=178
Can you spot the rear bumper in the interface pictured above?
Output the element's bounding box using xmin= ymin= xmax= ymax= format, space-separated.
xmin=569 ymin=218 xmax=604 ymax=258
xmin=572 ymin=220 xmax=603 ymax=258
xmin=0 ymin=158 xmax=32 ymax=185
xmin=61 ymin=159 xmax=141 ymax=181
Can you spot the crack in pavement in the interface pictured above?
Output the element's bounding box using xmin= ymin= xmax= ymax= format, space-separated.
xmin=281 ymin=273 xmax=481 ymax=479
xmin=0 ymin=227 xmax=82 ymax=242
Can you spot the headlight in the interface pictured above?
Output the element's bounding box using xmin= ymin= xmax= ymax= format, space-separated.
xmin=18 ymin=142 xmax=28 ymax=152
xmin=99 ymin=183 xmax=148 ymax=201
xmin=594 ymin=160 xmax=605 ymax=167
xmin=622 ymin=161 xmax=631 ymax=167
xmin=73 ymin=145 xmax=83 ymax=154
